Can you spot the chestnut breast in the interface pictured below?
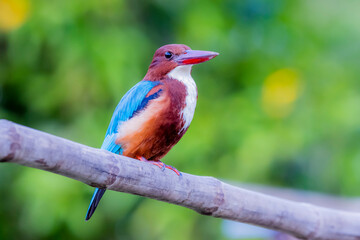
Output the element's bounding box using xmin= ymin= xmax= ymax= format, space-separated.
xmin=116 ymin=79 xmax=189 ymax=161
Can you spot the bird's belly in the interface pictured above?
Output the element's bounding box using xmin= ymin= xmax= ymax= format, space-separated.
xmin=115 ymin=96 xmax=186 ymax=161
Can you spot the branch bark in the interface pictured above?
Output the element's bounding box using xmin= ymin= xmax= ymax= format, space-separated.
xmin=0 ymin=119 xmax=359 ymax=240
xmin=239 ymin=183 xmax=360 ymax=213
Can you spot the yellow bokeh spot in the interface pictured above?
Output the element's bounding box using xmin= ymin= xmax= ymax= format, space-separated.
xmin=262 ymin=68 xmax=301 ymax=118
xmin=0 ymin=0 xmax=29 ymax=31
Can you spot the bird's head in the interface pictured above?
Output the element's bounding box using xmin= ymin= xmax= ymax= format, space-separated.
xmin=144 ymin=44 xmax=219 ymax=80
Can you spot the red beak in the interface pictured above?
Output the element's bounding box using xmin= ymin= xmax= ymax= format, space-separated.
xmin=176 ymin=50 xmax=219 ymax=65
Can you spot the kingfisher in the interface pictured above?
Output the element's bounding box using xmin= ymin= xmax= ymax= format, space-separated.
xmin=85 ymin=44 xmax=218 ymax=221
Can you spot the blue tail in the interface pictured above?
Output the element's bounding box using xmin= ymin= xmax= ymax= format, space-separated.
xmin=85 ymin=188 xmax=106 ymax=221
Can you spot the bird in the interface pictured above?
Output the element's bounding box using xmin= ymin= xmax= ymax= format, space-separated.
xmin=85 ymin=44 xmax=219 ymax=221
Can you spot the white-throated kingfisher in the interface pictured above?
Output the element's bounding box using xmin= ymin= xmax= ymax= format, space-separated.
xmin=85 ymin=44 xmax=218 ymax=221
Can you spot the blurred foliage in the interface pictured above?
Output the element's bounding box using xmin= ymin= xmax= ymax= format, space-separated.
xmin=1 ymin=0 xmax=360 ymax=239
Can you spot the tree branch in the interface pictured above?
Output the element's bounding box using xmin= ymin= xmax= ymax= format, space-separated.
xmin=239 ymin=183 xmax=360 ymax=213
xmin=0 ymin=119 xmax=359 ymax=240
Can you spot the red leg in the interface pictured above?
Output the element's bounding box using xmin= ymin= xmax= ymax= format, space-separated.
xmin=164 ymin=164 xmax=182 ymax=176
xmin=136 ymin=156 xmax=182 ymax=176
xmin=137 ymin=156 xmax=165 ymax=170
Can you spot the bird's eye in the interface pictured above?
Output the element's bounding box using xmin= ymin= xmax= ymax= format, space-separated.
xmin=164 ymin=51 xmax=173 ymax=59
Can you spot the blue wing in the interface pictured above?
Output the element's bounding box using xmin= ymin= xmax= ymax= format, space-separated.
xmin=86 ymin=80 xmax=163 ymax=221
xmin=101 ymin=80 xmax=163 ymax=153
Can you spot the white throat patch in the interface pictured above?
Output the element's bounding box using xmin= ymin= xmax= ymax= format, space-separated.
xmin=168 ymin=65 xmax=197 ymax=132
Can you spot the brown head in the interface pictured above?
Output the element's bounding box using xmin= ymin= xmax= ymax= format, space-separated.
xmin=144 ymin=44 xmax=219 ymax=80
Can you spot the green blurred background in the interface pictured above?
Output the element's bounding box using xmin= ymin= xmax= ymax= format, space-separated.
xmin=1 ymin=0 xmax=360 ymax=239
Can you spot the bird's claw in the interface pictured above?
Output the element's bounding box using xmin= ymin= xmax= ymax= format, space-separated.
xmin=137 ymin=156 xmax=181 ymax=176
xmin=152 ymin=161 xmax=165 ymax=171
xmin=164 ymin=164 xmax=182 ymax=177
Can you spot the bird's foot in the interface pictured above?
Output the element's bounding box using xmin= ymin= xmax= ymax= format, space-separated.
xmin=164 ymin=164 xmax=182 ymax=177
xmin=137 ymin=156 xmax=165 ymax=171
xmin=137 ymin=156 xmax=182 ymax=177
